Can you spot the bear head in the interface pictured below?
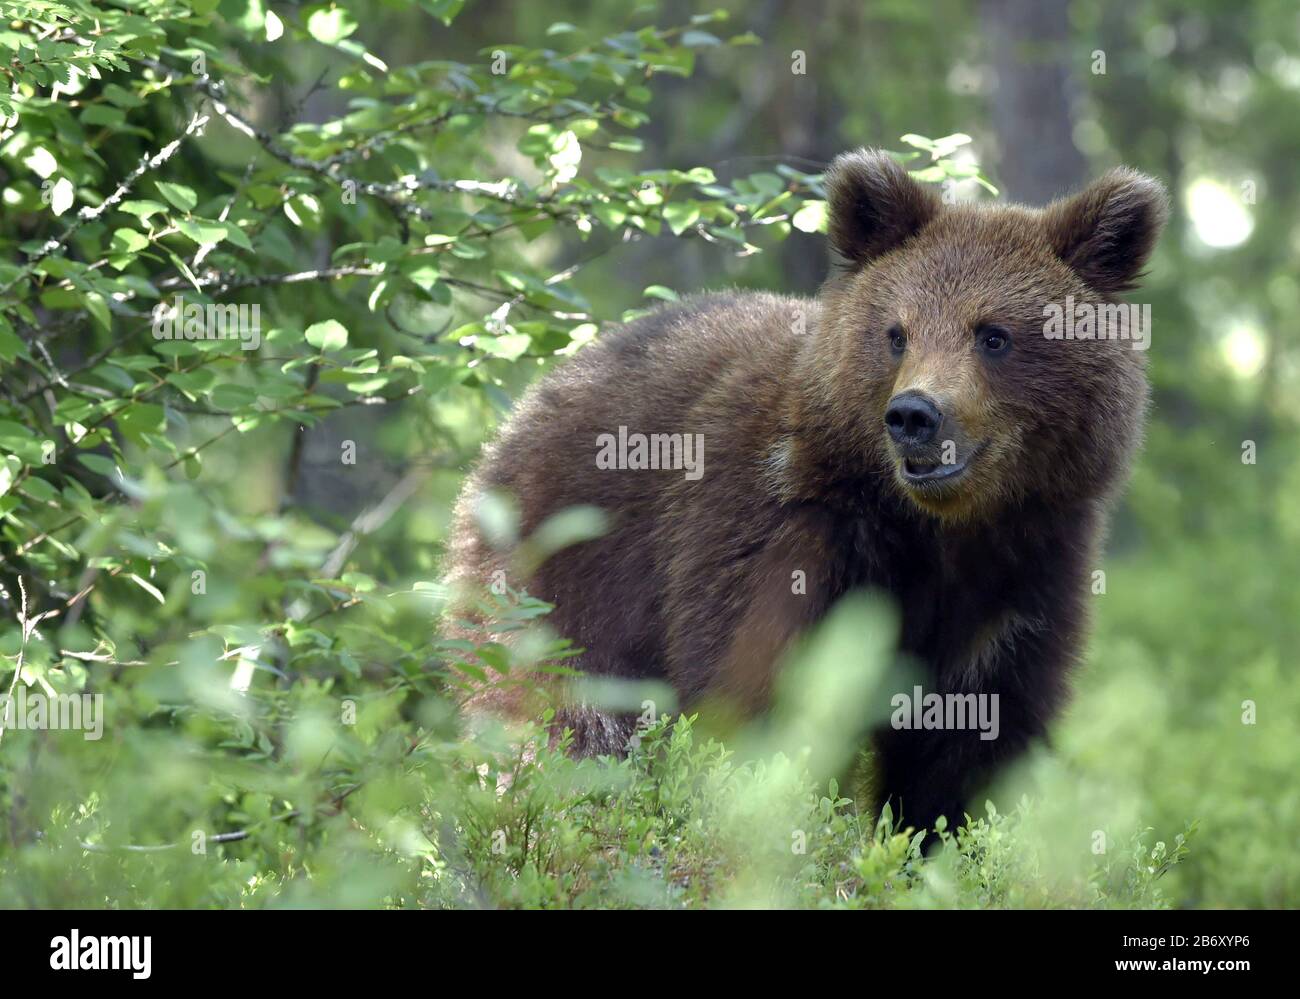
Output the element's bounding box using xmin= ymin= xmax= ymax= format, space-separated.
xmin=812 ymin=148 xmax=1168 ymax=522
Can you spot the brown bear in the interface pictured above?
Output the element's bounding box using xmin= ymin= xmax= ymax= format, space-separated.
xmin=446 ymin=149 xmax=1167 ymax=838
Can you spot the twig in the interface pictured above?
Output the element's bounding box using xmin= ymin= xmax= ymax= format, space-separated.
xmin=0 ymin=110 xmax=210 ymax=296
xmin=78 ymin=737 xmax=421 ymax=853
xmin=0 ymin=580 xmax=60 ymax=747
xmin=318 ymin=467 xmax=431 ymax=579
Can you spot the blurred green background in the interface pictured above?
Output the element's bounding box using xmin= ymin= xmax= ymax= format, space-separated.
xmin=0 ymin=0 xmax=1296 ymax=908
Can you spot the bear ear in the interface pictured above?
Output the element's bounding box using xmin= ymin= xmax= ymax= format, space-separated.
xmin=824 ymin=148 xmax=941 ymax=269
xmin=1041 ymin=168 xmax=1168 ymax=295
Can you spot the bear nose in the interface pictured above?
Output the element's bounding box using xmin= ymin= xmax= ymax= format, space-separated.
xmin=885 ymin=392 xmax=943 ymax=445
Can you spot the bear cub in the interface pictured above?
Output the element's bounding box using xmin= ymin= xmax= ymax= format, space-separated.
xmin=448 ymin=149 xmax=1167 ymax=838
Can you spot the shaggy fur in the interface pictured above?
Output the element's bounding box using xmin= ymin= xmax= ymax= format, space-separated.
xmin=446 ymin=149 xmax=1167 ymax=836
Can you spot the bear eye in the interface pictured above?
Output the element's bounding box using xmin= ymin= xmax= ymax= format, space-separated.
xmin=887 ymin=323 xmax=907 ymax=354
xmin=978 ymin=325 xmax=1011 ymax=354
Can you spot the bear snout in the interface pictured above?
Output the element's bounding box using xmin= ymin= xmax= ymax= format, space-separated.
xmin=884 ymin=390 xmax=944 ymax=447
xmin=883 ymin=391 xmax=987 ymax=491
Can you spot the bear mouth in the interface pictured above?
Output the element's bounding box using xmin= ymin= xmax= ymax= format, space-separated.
xmin=900 ymin=442 xmax=985 ymax=486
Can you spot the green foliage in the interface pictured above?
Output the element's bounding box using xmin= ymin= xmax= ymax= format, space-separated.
xmin=0 ymin=0 xmax=992 ymax=910
xmin=0 ymin=0 xmax=1292 ymax=909
xmin=440 ymin=715 xmax=1195 ymax=910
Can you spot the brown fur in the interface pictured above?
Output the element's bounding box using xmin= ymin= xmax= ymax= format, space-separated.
xmin=446 ymin=149 xmax=1167 ymax=834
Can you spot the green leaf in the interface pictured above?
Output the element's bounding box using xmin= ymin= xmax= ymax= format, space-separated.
xmin=118 ymin=403 xmax=166 ymax=443
xmin=479 ymin=333 xmax=531 ymax=360
xmin=176 ymin=219 xmax=229 ymax=246
xmin=211 ymin=384 xmax=257 ymax=410
xmin=119 ymin=200 xmax=168 ymax=220
xmin=49 ymin=177 xmax=75 ymax=216
xmin=84 ymin=292 xmax=111 ymax=331
xmin=418 ymin=0 xmax=465 ymax=26
xmin=307 ymin=7 xmax=359 ymax=44
xmin=111 ymin=228 xmax=150 ymax=254
xmin=662 ymin=201 xmax=700 ymax=236
xmin=155 ymin=182 xmax=198 ymax=212
xmin=220 ymin=222 xmax=255 ymax=252
xmin=305 ymin=320 xmax=349 ymax=352
xmin=0 ymin=455 xmax=21 ymax=498
xmin=681 ymin=30 xmax=721 ymax=47
xmin=167 ymin=369 xmax=217 ymax=398
xmin=0 ymin=322 xmax=30 ymax=364
xmin=82 ymin=104 xmax=126 ymax=128
xmin=103 ymin=83 xmax=144 ymax=108
xmin=25 ymin=147 xmax=57 ymax=179
xmin=792 ymin=200 xmax=828 ymax=233
xmin=77 ymin=452 xmax=119 ymax=478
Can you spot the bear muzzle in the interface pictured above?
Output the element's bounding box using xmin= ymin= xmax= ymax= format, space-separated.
xmin=884 ymin=390 xmax=986 ymax=489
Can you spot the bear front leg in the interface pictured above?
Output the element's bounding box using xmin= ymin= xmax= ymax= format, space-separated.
xmin=664 ymin=506 xmax=837 ymax=715
xmin=871 ymin=640 xmax=1072 ymax=847
xmin=871 ymin=723 xmax=1018 ymax=848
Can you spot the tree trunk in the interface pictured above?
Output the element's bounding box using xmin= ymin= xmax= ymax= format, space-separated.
xmin=979 ymin=0 xmax=1087 ymax=204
